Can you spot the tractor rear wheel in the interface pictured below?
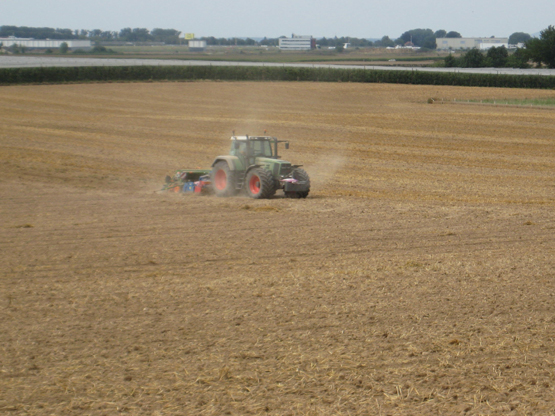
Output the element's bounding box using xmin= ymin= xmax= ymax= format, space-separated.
xmin=245 ymin=168 xmax=276 ymax=199
xmin=284 ymin=168 xmax=310 ymax=199
xmin=211 ymin=161 xmax=237 ymax=197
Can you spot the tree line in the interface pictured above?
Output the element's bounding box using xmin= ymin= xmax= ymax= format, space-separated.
xmin=444 ymin=47 xmax=530 ymax=69
xmin=0 ymin=26 xmax=182 ymax=44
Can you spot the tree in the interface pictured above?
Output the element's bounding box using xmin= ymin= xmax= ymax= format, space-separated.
xmin=526 ymin=25 xmax=555 ymax=68
xmin=375 ymin=36 xmax=395 ymax=48
xmin=318 ymin=37 xmax=331 ymax=47
xmin=119 ymin=27 xmax=152 ymax=42
xmin=202 ymin=36 xmax=217 ymax=46
xmin=102 ymin=31 xmax=116 ymax=40
xmin=261 ymin=37 xmax=279 ymax=47
xmin=348 ymin=37 xmax=373 ymax=47
xmin=132 ymin=28 xmax=151 ymax=42
xmin=446 ymin=31 xmax=462 ymax=38
xmin=460 ymin=48 xmax=485 ymax=67
xmin=435 ymin=30 xmax=447 ymax=38
xmin=506 ymin=48 xmax=530 ymax=68
xmin=55 ymin=28 xmax=74 ymax=39
xmin=90 ymin=29 xmax=103 ymax=38
xmin=399 ymin=28 xmax=436 ymax=48
xmin=9 ymin=43 xmax=22 ymax=54
xmin=508 ymin=32 xmax=531 ymax=45
xmin=1 ymin=25 xmax=79 ymax=39
xmin=444 ymin=54 xmax=458 ymax=67
xmin=151 ymin=28 xmax=181 ymax=44
xmin=486 ymin=46 xmax=508 ymax=67
xmin=119 ymin=27 xmax=132 ymax=40
xmin=59 ymin=42 xmax=68 ymax=54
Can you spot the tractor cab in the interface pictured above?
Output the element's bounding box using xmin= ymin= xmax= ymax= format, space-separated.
xmin=230 ymin=135 xmax=289 ymax=166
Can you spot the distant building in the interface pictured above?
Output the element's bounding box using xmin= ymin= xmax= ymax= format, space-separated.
xmin=478 ymin=42 xmax=509 ymax=50
xmin=188 ymin=40 xmax=207 ymax=52
xmin=0 ymin=37 xmax=91 ymax=49
xmin=395 ymin=44 xmax=421 ymax=50
xmin=436 ymin=37 xmax=509 ymax=50
xmin=278 ymin=35 xmax=316 ymax=51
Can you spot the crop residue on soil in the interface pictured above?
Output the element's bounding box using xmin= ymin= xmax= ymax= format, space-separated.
xmin=1 ymin=82 xmax=555 ymax=415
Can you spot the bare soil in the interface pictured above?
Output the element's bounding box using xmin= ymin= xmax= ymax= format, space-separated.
xmin=1 ymin=81 xmax=555 ymax=415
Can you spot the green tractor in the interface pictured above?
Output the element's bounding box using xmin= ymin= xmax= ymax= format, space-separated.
xmin=211 ymin=135 xmax=310 ymax=199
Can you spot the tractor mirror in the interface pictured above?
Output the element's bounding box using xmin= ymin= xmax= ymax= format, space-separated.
xmin=285 ymin=143 xmax=289 ymax=149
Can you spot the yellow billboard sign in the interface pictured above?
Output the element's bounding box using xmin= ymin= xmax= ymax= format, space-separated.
xmin=185 ymin=33 xmax=195 ymax=40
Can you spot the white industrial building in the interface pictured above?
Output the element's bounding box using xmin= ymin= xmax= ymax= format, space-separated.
xmin=436 ymin=37 xmax=509 ymax=50
xmin=278 ymin=35 xmax=315 ymax=51
xmin=0 ymin=37 xmax=92 ymax=49
xmin=478 ymin=42 xmax=509 ymax=50
xmin=188 ymin=40 xmax=207 ymax=52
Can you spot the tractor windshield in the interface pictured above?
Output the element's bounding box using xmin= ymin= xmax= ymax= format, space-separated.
xmin=230 ymin=141 xmax=247 ymax=156
xmin=252 ymin=140 xmax=273 ymax=157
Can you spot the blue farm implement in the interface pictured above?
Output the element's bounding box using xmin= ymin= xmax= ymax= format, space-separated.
xmin=163 ymin=169 xmax=211 ymax=194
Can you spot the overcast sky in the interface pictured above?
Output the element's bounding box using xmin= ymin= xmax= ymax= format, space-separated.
xmin=3 ymin=0 xmax=553 ymax=39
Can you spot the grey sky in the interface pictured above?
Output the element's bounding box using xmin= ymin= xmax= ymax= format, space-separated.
xmin=3 ymin=0 xmax=553 ymax=39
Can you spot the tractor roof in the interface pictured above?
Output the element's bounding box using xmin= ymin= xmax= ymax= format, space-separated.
xmin=230 ymin=135 xmax=275 ymax=141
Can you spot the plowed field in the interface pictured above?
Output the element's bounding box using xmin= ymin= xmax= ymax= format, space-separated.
xmin=1 ymin=81 xmax=555 ymax=415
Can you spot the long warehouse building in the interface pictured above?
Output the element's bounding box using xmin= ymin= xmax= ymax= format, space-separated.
xmin=0 ymin=37 xmax=92 ymax=49
xmin=436 ymin=37 xmax=509 ymax=50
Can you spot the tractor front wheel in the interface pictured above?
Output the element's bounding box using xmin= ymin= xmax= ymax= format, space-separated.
xmin=245 ymin=168 xmax=276 ymax=199
xmin=211 ymin=161 xmax=237 ymax=197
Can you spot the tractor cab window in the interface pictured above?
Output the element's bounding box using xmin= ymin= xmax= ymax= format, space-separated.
xmin=252 ymin=140 xmax=273 ymax=157
xmin=230 ymin=141 xmax=247 ymax=156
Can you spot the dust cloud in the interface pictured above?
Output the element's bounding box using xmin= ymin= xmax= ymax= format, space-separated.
xmin=304 ymin=152 xmax=347 ymax=189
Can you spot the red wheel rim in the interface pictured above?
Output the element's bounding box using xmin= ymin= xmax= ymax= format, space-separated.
xmin=214 ymin=169 xmax=227 ymax=190
xmin=249 ymin=174 xmax=261 ymax=194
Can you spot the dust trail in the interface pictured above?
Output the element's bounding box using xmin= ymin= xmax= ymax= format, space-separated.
xmin=304 ymin=152 xmax=347 ymax=189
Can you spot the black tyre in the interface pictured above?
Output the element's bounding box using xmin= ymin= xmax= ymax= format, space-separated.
xmin=211 ymin=161 xmax=237 ymax=197
xmin=245 ymin=168 xmax=276 ymax=199
xmin=285 ymin=168 xmax=310 ymax=199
